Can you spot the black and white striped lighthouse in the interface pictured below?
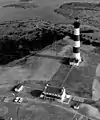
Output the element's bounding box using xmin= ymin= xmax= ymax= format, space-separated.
xmin=73 ymin=17 xmax=81 ymax=63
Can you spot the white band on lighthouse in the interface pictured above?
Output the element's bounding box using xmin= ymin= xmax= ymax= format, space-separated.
xmin=73 ymin=41 xmax=80 ymax=48
xmin=73 ymin=52 xmax=81 ymax=61
xmin=74 ymin=28 xmax=80 ymax=35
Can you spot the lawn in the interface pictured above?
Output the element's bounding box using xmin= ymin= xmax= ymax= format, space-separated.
xmin=18 ymin=101 xmax=75 ymax=120
xmin=50 ymin=45 xmax=100 ymax=99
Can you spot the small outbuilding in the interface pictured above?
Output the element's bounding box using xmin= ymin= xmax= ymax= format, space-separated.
xmin=14 ymin=83 xmax=24 ymax=93
xmin=40 ymin=84 xmax=66 ymax=102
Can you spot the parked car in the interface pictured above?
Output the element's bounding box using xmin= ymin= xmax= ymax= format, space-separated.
xmin=13 ymin=97 xmax=23 ymax=103
xmin=73 ymin=105 xmax=79 ymax=110
xmin=70 ymin=102 xmax=80 ymax=110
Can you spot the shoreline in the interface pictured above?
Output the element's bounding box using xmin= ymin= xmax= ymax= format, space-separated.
xmin=54 ymin=2 xmax=100 ymax=28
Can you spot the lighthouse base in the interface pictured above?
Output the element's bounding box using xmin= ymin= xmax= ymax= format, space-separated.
xmin=70 ymin=57 xmax=82 ymax=66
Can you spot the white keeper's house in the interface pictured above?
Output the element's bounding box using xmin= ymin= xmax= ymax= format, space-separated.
xmin=40 ymin=84 xmax=66 ymax=102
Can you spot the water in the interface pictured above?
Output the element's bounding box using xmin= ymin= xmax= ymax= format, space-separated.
xmin=0 ymin=0 xmax=66 ymax=23
xmin=0 ymin=0 xmax=100 ymax=23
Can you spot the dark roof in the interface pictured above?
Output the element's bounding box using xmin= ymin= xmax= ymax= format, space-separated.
xmin=44 ymin=85 xmax=63 ymax=96
xmin=42 ymin=93 xmax=61 ymax=99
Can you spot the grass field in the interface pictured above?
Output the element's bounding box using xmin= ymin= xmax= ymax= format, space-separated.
xmin=0 ymin=35 xmax=99 ymax=120
xmin=0 ymin=95 xmax=76 ymax=120
xmin=18 ymin=101 xmax=75 ymax=120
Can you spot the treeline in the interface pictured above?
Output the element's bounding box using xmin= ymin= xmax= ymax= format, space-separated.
xmin=0 ymin=19 xmax=65 ymax=65
xmin=0 ymin=18 xmax=100 ymax=65
xmin=59 ymin=25 xmax=100 ymax=47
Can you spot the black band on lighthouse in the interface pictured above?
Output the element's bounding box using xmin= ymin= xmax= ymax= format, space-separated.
xmin=74 ymin=22 xmax=80 ymax=28
xmin=74 ymin=35 xmax=80 ymax=41
xmin=73 ymin=47 xmax=80 ymax=53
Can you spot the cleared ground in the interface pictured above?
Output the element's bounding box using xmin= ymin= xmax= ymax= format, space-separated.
xmin=79 ymin=103 xmax=100 ymax=120
xmin=0 ymin=36 xmax=71 ymax=85
xmin=18 ymin=102 xmax=75 ymax=120
xmin=0 ymin=50 xmax=61 ymax=84
xmin=0 ymin=38 xmax=75 ymax=120
xmin=0 ymin=94 xmax=76 ymax=120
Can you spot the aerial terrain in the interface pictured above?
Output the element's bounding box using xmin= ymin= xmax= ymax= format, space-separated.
xmin=0 ymin=0 xmax=100 ymax=120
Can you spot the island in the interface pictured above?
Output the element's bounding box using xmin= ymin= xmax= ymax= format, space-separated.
xmin=2 ymin=2 xmax=38 ymax=9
